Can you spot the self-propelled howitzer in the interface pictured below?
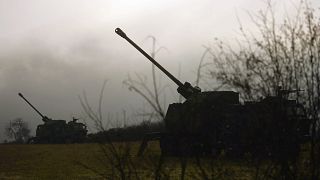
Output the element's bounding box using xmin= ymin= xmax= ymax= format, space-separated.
xmin=19 ymin=93 xmax=87 ymax=143
xmin=115 ymin=28 xmax=311 ymax=158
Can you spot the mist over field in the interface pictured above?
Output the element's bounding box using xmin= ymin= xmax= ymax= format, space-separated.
xmin=0 ymin=0 xmax=318 ymax=141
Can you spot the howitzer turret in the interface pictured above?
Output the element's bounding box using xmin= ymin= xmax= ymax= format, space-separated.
xmin=115 ymin=28 xmax=201 ymax=99
xmin=18 ymin=93 xmax=87 ymax=144
xmin=116 ymin=28 xmax=311 ymax=158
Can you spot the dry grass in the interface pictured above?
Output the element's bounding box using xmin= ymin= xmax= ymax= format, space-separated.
xmin=0 ymin=142 xmax=161 ymax=179
xmin=0 ymin=142 xmax=313 ymax=179
xmin=0 ymin=144 xmax=107 ymax=179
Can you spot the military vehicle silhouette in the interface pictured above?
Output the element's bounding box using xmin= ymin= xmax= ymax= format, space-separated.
xmin=115 ymin=28 xmax=311 ymax=157
xmin=19 ymin=93 xmax=87 ymax=143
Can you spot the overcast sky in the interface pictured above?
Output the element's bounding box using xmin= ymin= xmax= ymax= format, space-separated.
xmin=0 ymin=0 xmax=319 ymax=141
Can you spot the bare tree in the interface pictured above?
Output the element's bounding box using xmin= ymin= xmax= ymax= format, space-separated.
xmin=5 ymin=118 xmax=30 ymax=143
xmin=79 ymin=80 xmax=109 ymax=132
xmin=123 ymin=36 xmax=168 ymax=121
xmin=208 ymin=1 xmax=320 ymax=179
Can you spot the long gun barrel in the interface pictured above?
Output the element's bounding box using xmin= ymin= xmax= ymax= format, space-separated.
xmin=18 ymin=93 xmax=49 ymax=122
xmin=115 ymin=28 xmax=200 ymax=99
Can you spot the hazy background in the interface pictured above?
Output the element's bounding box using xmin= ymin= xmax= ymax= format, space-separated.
xmin=1 ymin=0 xmax=319 ymax=141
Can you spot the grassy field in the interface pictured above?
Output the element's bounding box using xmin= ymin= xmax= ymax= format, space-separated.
xmin=0 ymin=143 xmax=107 ymax=179
xmin=0 ymin=142 xmax=312 ymax=179
xmin=0 ymin=142 xmax=180 ymax=179
xmin=0 ymin=142 xmax=244 ymax=179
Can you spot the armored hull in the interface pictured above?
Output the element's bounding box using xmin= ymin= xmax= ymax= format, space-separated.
xmin=161 ymin=91 xmax=310 ymax=157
